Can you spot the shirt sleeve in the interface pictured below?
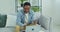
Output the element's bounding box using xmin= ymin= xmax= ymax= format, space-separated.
xmin=16 ymin=11 xmax=24 ymax=26
xmin=31 ymin=10 xmax=35 ymax=22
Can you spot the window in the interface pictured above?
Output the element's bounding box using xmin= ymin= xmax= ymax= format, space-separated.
xmin=17 ymin=0 xmax=42 ymax=12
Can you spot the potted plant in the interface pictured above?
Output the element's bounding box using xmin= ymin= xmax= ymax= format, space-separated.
xmin=19 ymin=0 xmax=27 ymax=7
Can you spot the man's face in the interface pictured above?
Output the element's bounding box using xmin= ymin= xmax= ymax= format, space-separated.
xmin=24 ymin=5 xmax=30 ymax=13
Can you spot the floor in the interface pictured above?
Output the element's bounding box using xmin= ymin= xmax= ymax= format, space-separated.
xmin=52 ymin=25 xmax=60 ymax=32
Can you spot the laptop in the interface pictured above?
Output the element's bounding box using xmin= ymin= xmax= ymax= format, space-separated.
xmin=26 ymin=25 xmax=41 ymax=32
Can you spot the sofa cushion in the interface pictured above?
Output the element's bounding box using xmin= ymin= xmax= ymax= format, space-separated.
xmin=38 ymin=15 xmax=50 ymax=30
xmin=0 ymin=14 xmax=7 ymax=27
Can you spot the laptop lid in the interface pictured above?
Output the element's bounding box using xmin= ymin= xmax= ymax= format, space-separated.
xmin=26 ymin=25 xmax=41 ymax=32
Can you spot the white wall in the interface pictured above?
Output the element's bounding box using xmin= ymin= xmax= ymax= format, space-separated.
xmin=0 ymin=0 xmax=15 ymax=15
xmin=53 ymin=0 xmax=60 ymax=25
xmin=42 ymin=0 xmax=60 ymax=26
xmin=42 ymin=0 xmax=60 ymax=32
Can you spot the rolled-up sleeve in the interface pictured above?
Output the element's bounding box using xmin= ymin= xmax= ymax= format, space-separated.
xmin=16 ymin=12 xmax=24 ymax=26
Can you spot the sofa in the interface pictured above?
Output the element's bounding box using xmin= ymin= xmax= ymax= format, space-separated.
xmin=0 ymin=14 xmax=16 ymax=32
xmin=38 ymin=15 xmax=52 ymax=32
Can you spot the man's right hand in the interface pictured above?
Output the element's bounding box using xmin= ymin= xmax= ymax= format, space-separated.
xmin=24 ymin=23 xmax=28 ymax=26
xmin=23 ymin=23 xmax=28 ymax=30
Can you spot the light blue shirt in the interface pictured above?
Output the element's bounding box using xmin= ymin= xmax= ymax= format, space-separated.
xmin=16 ymin=9 xmax=34 ymax=26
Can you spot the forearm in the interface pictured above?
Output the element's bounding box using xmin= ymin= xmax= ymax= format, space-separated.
xmin=16 ymin=25 xmax=20 ymax=32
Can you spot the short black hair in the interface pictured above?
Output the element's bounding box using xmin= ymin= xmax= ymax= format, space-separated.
xmin=23 ymin=2 xmax=31 ymax=7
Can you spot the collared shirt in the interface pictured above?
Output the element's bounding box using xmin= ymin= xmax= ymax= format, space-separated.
xmin=16 ymin=9 xmax=34 ymax=26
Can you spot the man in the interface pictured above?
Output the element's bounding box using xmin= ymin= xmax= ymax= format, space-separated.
xmin=16 ymin=2 xmax=35 ymax=32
